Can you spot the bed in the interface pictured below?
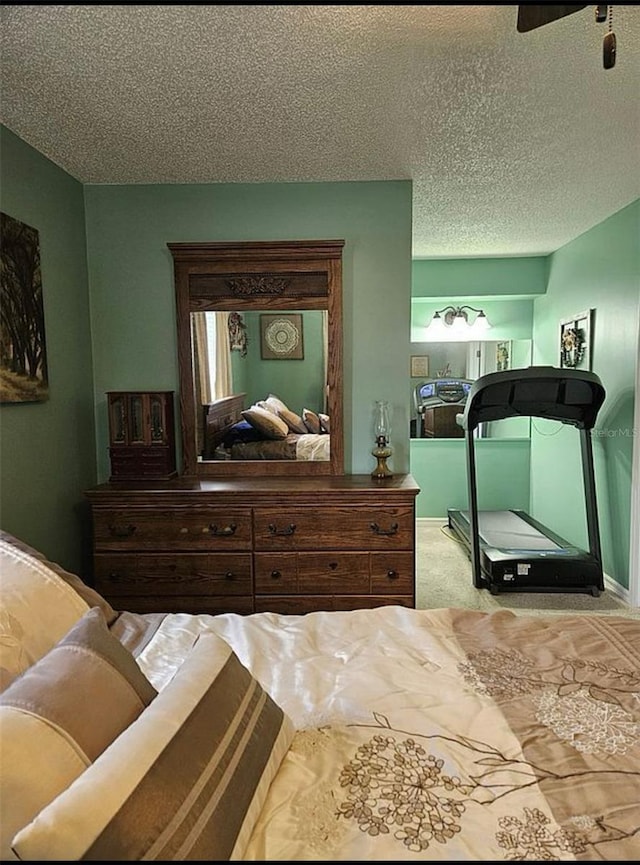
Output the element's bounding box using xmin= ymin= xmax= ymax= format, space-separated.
xmin=203 ymin=394 xmax=330 ymax=461
xmin=1 ymin=530 xmax=639 ymax=861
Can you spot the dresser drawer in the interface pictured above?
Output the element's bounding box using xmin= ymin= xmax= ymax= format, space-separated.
xmin=255 ymin=552 xmax=370 ymax=594
xmin=254 ymin=553 xmax=298 ymax=593
xmin=94 ymin=553 xmax=252 ymax=596
xmin=371 ymin=552 xmax=414 ymax=594
xmin=253 ymin=506 xmax=414 ymax=551
xmin=111 ymin=595 xmax=254 ymax=616
xmin=254 ymin=595 xmax=414 ymax=614
xmin=92 ymin=508 xmax=252 ymax=551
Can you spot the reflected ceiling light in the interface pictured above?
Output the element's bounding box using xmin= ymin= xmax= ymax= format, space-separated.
xmin=425 ymin=305 xmax=491 ymax=339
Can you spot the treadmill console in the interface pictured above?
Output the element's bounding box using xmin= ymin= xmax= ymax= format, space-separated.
xmin=415 ymin=378 xmax=473 ymax=411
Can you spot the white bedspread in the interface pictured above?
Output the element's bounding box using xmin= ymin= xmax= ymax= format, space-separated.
xmin=295 ymin=432 xmax=330 ymax=461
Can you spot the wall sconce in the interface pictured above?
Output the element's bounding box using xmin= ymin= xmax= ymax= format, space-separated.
xmin=371 ymin=400 xmax=393 ymax=479
xmin=425 ymin=305 xmax=491 ymax=339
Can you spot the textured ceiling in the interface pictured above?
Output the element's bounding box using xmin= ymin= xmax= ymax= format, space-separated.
xmin=1 ymin=5 xmax=639 ymax=258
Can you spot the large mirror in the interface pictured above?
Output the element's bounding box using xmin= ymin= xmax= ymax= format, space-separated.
xmin=410 ymin=339 xmax=533 ymax=439
xmin=169 ymin=240 xmax=344 ymax=478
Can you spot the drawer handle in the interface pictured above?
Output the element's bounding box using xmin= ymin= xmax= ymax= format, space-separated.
xmin=108 ymin=523 xmax=136 ymax=539
xmin=224 ymin=571 xmax=235 ymax=581
xmin=387 ymin=569 xmax=398 ymax=580
xmin=268 ymin=523 xmax=296 ymax=537
xmin=370 ymin=522 xmax=399 ymax=536
xmin=208 ymin=523 xmax=237 ymax=537
xmin=329 ymin=562 xmax=338 ymax=571
xmin=270 ymin=570 xmax=282 ymax=580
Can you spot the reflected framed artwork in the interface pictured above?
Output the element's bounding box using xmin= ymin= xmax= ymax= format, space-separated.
xmin=410 ymin=355 xmax=429 ymax=378
xmin=496 ymin=340 xmax=511 ymax=372
xmin=260 ymin=313 xmax=304 ymax=360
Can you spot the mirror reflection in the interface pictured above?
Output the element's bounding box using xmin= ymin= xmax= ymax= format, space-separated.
xmin=410 ymin=339 xmax=533 ymax=439
xmin=193 ymin=311 xmax=330 ymax=463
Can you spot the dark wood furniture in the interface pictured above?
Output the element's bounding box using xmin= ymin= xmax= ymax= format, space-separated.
xmin=169 ymin=239 xmax=344 ymax=477
xmin=106 ymin=391 xmax=177 ymax=481
xmin=85 ymin=475 xmax=419 ymax=615
xmin=202 ymin=394 xmax=246 ymax=460
xmin=422 ymin=403 xmax=464 ymax=438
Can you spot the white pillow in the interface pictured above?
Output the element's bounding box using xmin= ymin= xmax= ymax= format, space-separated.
xmin=0 ymin=539 xmax=89 ymax=676
xmin=265 ymin=394 xmax=289 ymax=415
xmin=12 ymin=632 xmax=295 ymax=861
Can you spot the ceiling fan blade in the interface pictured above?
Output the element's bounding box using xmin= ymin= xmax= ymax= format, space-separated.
xmin=517 ymin=5 xmax=587 ymax=33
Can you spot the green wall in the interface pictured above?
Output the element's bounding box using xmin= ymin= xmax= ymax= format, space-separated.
xmin=412 ymin=256 xmax=547 ymax=298
xmin=83 ymin=180 xmax=413 ymax=480
xmin=241 ymin=310 xmax=326 ymax=412
xmin=411 ymin=439 xmax=531 ymax=518
xmin=530 ymin=200 xmax=639 ymax=590
xmin=0 ymin=127 xmax=96 ymax=573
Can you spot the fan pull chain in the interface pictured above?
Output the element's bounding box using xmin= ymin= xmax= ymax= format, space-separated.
xmin=603 ymin=6 xmax=616 ymax=69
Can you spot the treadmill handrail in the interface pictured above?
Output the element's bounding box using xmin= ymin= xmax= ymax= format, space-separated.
xmin=458 ymin=366 xmax=605 ymax=431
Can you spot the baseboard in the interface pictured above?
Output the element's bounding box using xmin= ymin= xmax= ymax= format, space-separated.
xmin=416 ymin=516 xmax=449 ymax=526
xmin=604 ymin=571 xmax=631 ymax=605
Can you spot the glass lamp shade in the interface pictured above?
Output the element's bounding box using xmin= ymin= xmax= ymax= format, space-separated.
xmin=373 ymin=400 xmax=391 ymax=441
xmin=372 ymin=400 xmax=393 ymax=479
xmin=424 ymin=312 xmax=446 ymax=338
xmin=471 ymin=310 xmax=491 ymax=333
xmin=450 ymin=311 xmax=468 ymax=335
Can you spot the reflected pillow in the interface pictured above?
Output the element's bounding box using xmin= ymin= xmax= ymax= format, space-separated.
xmin=242 ymin=405 xmax=289 ymax=440
xmin=222 ymin=420 xmax=265 ymax=448
xmin=265 ymin=393 xmax=289 ymax=415
xmin=277 ymin=406 xmax=307 ymax=434
xmin=319 ymin=412 xmax=330 ymax=433
xmin=302 ymin=408 xmax=321 ymax=434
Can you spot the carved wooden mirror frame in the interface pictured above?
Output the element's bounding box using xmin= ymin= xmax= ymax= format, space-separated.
xmin=169 ymin=239 xmax=344 ymax=477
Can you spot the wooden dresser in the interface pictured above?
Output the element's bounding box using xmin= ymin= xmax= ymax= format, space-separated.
xmin=85 ymin=475 xmax=419 ymax=615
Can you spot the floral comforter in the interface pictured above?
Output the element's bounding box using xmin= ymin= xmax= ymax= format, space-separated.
xmin=132 ymin=605 xmax=640 ymax=861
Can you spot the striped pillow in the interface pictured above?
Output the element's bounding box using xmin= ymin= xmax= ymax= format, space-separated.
xmin=12 ymin=631 xmax=294 ymax=861
xmin=1 ymin=607 xmax=157 ymax=860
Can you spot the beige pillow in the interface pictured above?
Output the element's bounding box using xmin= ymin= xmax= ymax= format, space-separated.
xmin=242 ymin=405 xmax=289 ymax=440
xmin=0 ymin=537 xmax=89 ymax=677
xmin=12 ymin=631 xmax=294 ymax=861
xmin=0 ymin=530 xmax=118 ymax=626
xmin=302 ymin=407 xmax=321 ymax=434
xmin=277 ymin=405 xmax=307 ymax=434
xmin=319 ymin=412 xmax=330 ymax=433
xmin=0 ymin=607 xmax=157 ymax=860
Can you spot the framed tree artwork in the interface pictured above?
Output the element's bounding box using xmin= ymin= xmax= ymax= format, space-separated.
xmin=559 ymin=309 xmax=593 ymax=370
xmin=0 ymin=212 xmax=49 ymax=403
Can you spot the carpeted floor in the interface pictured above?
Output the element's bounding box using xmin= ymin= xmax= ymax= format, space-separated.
xmin=415 ymin=519 xmax=640 ymax=618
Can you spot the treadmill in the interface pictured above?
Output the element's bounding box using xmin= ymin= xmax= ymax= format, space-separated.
xmin=447 ymin=366 xmax=606 ymax=596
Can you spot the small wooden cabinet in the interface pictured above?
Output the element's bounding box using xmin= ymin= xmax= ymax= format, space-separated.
xmin=107 ymin=391 xmax=177 ymax=481
xmin=85 ymin=475 xmax=419 ymax=615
